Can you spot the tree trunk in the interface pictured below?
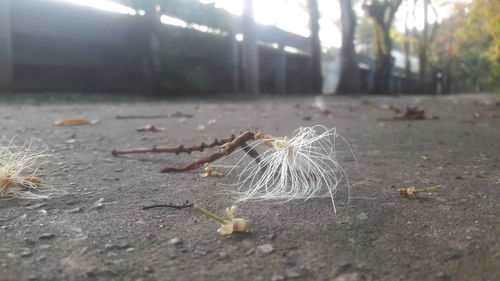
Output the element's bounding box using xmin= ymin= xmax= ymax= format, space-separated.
xmin=404 ymin=0 xmax=412 ymax=93
xmin=418 ymin=0 xmax=429 ymax=92
xmin=242 ymin=0 xmax=260 ymax=94
xmin=363 ymin=0 xmax=402 ymax=94
xmin=307 ymin=0 xmax=323 ymax=94
xmin=373 ymin=21 xmax=393 ymax=94
xmin=336 ymin=0 xmax=359 ymax=94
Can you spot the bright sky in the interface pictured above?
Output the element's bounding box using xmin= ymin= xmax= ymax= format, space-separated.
xmin=200 ymin=0 xmax=342 ymax=48
xmin=55 ymin=0 xmax=469 ymax=49
xmin=200 ymin=0 xmax=469 ymax=48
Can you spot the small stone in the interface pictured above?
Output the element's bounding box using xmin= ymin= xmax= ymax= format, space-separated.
xmin=271 ymin=274 xmax=285 ymax=281
xmin=20 ymin=251 xmax=33 ymax=258
xmin=39 ymin=244 xmax=52 ymax=249
xmin=39 ymin=233 xmax=56 ymax=240
xmin=70 ymin=227 xmax=83 ymax=233
xmin=92 ymin=198 xmax=104 ymax=209
xmin=27 ymin=275 xmax=40 ymax=281
xmin=167 ymin=237 xmax=182 ymax=246
xmin=23 ymin=238 xmax=36 ymax=245
xmin=357 ymin=212 xmax=368 ymax=221
xmin=104 ymin=244 xmax=131 ymax=251
xmin=257 ymin=244 xmax=274 ymax=255
xmin=126 ymin=248 xmax=135 ymax=252
xmin=333 ymin=273 xmax=360 ymax=281
xmin=218 ymin=252 xmax=228 ymax=259
xmin=436 ymin=272 xmax=448 ymax=279
xmin=68 ymin=207 xmax=83 ymax=214
xmin=286 ymin=270 xmax=302 ymax=279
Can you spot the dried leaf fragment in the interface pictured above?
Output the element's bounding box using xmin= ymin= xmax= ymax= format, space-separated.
xmin=196 ymin=125 xmax=206 ymax=132
xmin=54 ymin=119 xmax=99 ymax=126
xmin=137 ymin=124 xmax=166 ymax=132
xmin=194 ymin=205 xmax=251 ymax=235
xmin=200 ymin=163 xmax=223 ymax=177
xmin=475 ymin=173 xmax=487 ymax=178
xmin=398 ymin=185 xmax=444 ymax=198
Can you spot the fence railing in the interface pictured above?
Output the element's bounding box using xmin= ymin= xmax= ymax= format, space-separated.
xmin=0 ymin=0 xmax=311 ymax=93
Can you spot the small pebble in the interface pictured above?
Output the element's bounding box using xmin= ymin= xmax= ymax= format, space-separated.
xmin=167 ymin=237 xmax=182 ymax=246
xmin=20 ymin=251 xmax=32 ymax=258
xmin=286 ymin=270 xmax=302 ymax=279
xmin=23 ymin=238 xmax=36 ymax=245
xmin=271 ymin=274 xmax=285 ymax=281
xmin=357 ymin=213 xmax=368 ymax=221
xmin=39 ymin=233 xmax=56 ymax=240
xmin=104 ymin=244 xmax=131 ymax=251
xmin=257 ymin=244 xmax=274 ymax=255
xmin=92 ymin=198 xmax=105 ymax=209
xmin=68 ymin=207 xmax=83 ymax=214
xmin=333 ymin=273 xmax=360 ymax=281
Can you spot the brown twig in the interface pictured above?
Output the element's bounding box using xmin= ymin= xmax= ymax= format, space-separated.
xmin=159 ymin=131 xmax=257 ymax=173
xmin=116 ymin=112 xmax=193 ymax=119
xmin=111 ymin=135 xmax=237 ymax=156
xmin=141 ymin=200 xmax=194 ymax=210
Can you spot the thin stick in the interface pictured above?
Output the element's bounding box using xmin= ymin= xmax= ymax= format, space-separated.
xmin=141 ymin=201 xmax=194 ymax=210
xmin=193 ymin=204 xmax=227 ymax=224
xmin=116 ymin=113 xmax=193 ymax=119
xmin=159 ymin=131 xmax=256 ymax=173
xmin=112 ymin=135 xmax=236 ymax=156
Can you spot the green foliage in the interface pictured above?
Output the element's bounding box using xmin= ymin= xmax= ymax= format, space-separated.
xmin=460 ymin=0 xmax=500 ymax=77
xmin=432 ymin=0 xmax=500 ymax=93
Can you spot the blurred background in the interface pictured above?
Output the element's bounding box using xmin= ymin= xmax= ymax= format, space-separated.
xmin=0 ymin=0 xmax=498 ymax=95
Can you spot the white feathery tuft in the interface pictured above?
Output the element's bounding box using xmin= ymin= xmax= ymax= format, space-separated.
xmin=0 ymin=137 xmax=61 ymax=199
xmin=233 ymin=125 xmax=352 ymax=212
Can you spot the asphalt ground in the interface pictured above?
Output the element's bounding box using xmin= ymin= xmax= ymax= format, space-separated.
xmin=0 ymin=93 xmax=499 ymax=281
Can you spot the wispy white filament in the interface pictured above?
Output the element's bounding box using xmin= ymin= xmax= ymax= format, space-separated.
xmin=0 ymin=137 xmax=60 ymax=199
xmin=233 ymin=125 xmax=351 ymax=212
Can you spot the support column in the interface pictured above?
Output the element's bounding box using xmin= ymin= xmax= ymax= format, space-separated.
xmin=242 ymin=0 xmax=259 ymax=94
xmin=0 ymin=0 xmax=13 ymax=90
xmin=275 ymin=43 xmax=286 ymax=93
xmin=229 ymin=28 xmax=240 ymax=93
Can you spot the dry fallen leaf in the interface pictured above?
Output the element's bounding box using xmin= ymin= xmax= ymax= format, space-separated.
xmin=475 ymin=173 xmax=487 ymax=178
xmin=54 ymin=119 xmax=99 ymax=126
xmin=137 ymin=124 xmax=166 ymax=132
xmin=200 ymin=163 xmax=223 ymax=177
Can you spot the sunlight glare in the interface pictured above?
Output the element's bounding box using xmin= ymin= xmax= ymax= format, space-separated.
xmin=54 ymin=0 xmax=137 ymax=16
